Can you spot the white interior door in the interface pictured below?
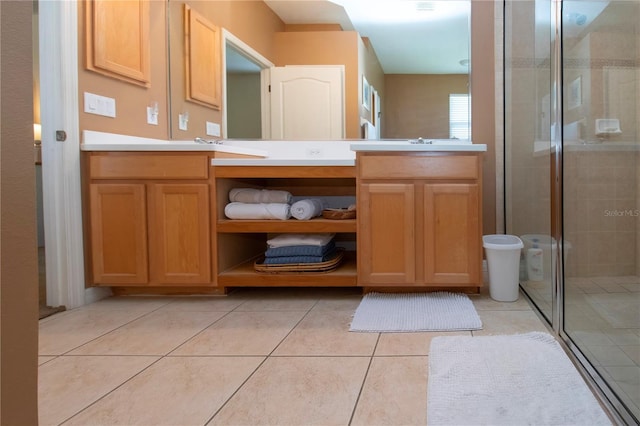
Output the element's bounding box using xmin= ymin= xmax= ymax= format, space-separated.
xmin=270 ymin=66 xmax=344 ymax=139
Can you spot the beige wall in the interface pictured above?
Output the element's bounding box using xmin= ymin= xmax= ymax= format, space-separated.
xmin=0 ymin=1 xmax=39 ymax=423
xmin=383 ymin=74 xmax=468 ymax=139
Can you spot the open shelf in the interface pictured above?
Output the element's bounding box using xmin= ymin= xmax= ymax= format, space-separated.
xmin=217 ymin=252 xmax=357 ymax=287
xmin=217 ymin=218 xmax=356 ymax=233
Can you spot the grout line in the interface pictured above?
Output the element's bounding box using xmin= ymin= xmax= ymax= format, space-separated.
xmin=347 ymin=332 xmax=380 ymax=426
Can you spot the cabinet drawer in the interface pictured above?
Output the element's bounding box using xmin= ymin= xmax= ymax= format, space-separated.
xmin=89 ymin=154 xmax=209 ymax=179
xmin=358 ymin=154 xmax=479 ymax=180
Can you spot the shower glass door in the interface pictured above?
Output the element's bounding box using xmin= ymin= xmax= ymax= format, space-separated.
xmin=505 ymin=0 xmax=556 ymax=324
xmin=561 ymin=0 xmax=640 ymax=422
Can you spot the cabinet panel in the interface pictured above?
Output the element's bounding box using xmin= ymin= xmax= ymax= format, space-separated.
xmin=86 ymin=0 xmax=150 ymax=85
xmin=424 ymin=183 xmax=481 ymax=284
xmin=359 ymin=155 xmax=479 ymax=180
xmin=90 ymin=184 xmax=148 ymax=284
xmin=149 ymin=184 xmax=211 ymax=284
xmin=358 ymin=183 xmax=416 ymax=284
xmin=89 ymin=154 xmax=209 ymax=180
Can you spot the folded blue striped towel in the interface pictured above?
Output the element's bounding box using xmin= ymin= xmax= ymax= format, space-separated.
xmin=265 ymin=241 xmax=336 ymax=258
xmin=262 ymin=249 xmax=338 ymax=265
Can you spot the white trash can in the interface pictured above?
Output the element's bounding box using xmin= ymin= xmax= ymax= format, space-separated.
xmin=482 ymin=234 xmax=524 ymax=302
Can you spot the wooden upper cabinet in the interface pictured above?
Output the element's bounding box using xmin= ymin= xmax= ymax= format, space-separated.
xmin=85 ymin=0 xmax=151 ymax=86
xmin=184 ymin=4 xmax=221 ymax=110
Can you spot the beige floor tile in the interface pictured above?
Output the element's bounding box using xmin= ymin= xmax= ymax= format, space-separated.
xmin=39 ymin=309 xmax=147 ymax=355
xmin=64 ymin=356 xmax=263 ymax=426
xmin=470 ymin=291 xmax=533 ymax=311
xmin=273 ymin=309 xmax=378 ymax=356
xmin=619 ymin=345 xmax=640 ymax=364
xmin=172 ymin=310 xmax=306 ymax=356
xmin=209 ymin=356 xmax=369 ymax=426
xmin=233 ymin=295 xmax=319 ymax=311
xmin=311 ymin=294 xmax=363 ymax=311
xmin=68 ymin=310 xmax=226 ymax=356
xmin=80 ymin=296 xmax=175 ymax=311
xmin=38 ymin=355 xmax=158 ymax=426
xmin=351 ymin=356 xmax=428 ymax=426
xmin=159 ymin=296 xmax=246 ymax=312
xmin=38 ymin=356 xmax=56 ymax=366
xmin=375 ymin=331 xmax=471 ymax=356
xmin=472 ymin=310 xmax=549 ymax=336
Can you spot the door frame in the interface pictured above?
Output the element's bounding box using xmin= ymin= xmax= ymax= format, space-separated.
xmin=39 ymin=1 xmax=109 ymax=309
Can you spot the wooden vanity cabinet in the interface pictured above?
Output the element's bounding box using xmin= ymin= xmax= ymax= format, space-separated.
xmin=357 ymin=152 xmax=483 ymax=288
xmin=85 ymin=153 xmax=211 ymax=286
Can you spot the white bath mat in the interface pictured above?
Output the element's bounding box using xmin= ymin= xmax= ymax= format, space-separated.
xmin=427 ymin=332 xmax=611 ymax=425
xmin=349 ymin=292 xmax=482 ymax=332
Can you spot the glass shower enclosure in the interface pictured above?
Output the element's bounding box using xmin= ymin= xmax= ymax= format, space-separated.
xmin=505 ymin=0 xmax=639 ymax=423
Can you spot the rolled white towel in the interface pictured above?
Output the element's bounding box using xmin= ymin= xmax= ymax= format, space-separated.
xmin=224 ymin=202 xmax=291 ymax=220
xmin=267 ymin=233 xmax=335 ymax=248
xmin=229 ymin=188 xmax=292 ymax=204
xmin=290 ymin=198 xmax=324 ymax=220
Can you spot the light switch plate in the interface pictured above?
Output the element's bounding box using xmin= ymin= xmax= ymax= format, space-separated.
xmin=206 ymin=121 xmax=221 ymax=137
xmin=84 ymin=92 xmax=116 ymax=118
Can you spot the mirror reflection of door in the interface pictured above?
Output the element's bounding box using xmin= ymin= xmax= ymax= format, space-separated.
xmin=270 ymin=66 xmax=345 ymax=140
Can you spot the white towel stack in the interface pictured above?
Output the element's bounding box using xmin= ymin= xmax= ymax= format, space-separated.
xmin=229 ymin=188 xmax=292 ymax=204
xmin=225 ymin=188 xmax=293 ymax=220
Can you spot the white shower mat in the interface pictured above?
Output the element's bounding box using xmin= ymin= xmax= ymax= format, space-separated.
xmin=349 ymin=292 xmax=482 ymax=332
xmin=427 ymin=332 xmax=612 ymax=425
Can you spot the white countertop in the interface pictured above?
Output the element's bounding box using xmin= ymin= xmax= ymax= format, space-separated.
xmin=81 ymin=131 xmax=487 ymax=166
xmin=350 ymin=140 xmax=487 ymax=152
xmin=81 ymin=131 xmax=269 ymax=157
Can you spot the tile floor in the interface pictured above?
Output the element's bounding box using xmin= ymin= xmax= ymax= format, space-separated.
xmin=40 ymin=286 xmax=585 ymax=426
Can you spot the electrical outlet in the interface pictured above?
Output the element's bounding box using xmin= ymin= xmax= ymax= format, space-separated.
xmin=178 ymin=113 xmax=188 ymax=131
xmin=147 ymin=106 xmax=158 ymax=125
xmin=306 ymin=148 xmax=323 ymax=157
xmin=206 ymin=121 xmax=221 ymax=137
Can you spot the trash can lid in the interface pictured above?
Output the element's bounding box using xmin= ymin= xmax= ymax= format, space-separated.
xmin=482 ymin=234 xmax=524 ymax=250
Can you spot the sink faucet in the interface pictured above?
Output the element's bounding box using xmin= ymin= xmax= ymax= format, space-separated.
xmin=409 ymin=138 xmax=432 ymax=144
xmin=194 ymin=137 xmax=223 ymax=145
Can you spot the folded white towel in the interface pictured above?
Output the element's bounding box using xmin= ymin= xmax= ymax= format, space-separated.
xmin=267 ymin=233 xmax=335 ymax=248
xmin=224 ymin=202 xmax=291 ymax=220
xmin=290 ymin=198 xmax=325 ymax=220
xmin=229 ymin=188 xmax=292 ymax=204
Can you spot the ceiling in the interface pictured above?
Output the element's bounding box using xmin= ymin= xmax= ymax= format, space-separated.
xmin=263 ymin=0 xmax=470 ymax=74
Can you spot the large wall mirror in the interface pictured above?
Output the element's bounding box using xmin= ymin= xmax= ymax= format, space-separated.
xmin=168 ymin=0 xmax=470 ymax=141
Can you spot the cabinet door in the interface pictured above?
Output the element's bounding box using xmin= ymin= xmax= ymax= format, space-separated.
xmin=185 ymin=5 xmax=221 ymax=109
xmin=358 ymin=183 xmax=416 ymax=285
xmin=423 ymin=183 xmax=481 ymax=285
xmin=149 ymin=184 xmax=211 ymax=284
xmin=90 ymin=183 xmax=148 ymax=284
xmin=86 ymin=0 xmax=150 ymax=86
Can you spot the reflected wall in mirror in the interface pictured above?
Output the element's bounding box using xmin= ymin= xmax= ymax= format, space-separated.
xmin=168 ymin=0 xmax=470 ymax=140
